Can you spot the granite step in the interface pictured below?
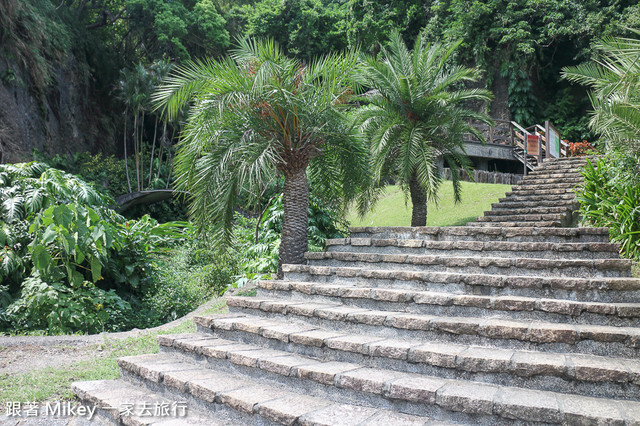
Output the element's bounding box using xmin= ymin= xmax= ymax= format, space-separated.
xmin=529 ymin=165 xmax=585 ymax=172
xmin=499 ymin=193 xmax=577 ymax=203
xmin=325 ymin=238 xmax=620 ymax=260
xmin=162 ymin=330 xmax=640 ymax=425
xmin=505 ymin=188 xmax=575 ymax=197
xmin=512 ymin=182 xmax=579 ymax=191
xmin=473 ymin=213 xmax=569 ymax=223
xmin=71 ymin=378 xmax=220 ymax=425
xmin=524 ymin=172 xmax=583 ymax=179
xmin=116 ymin=351 xmax=445 ymax=425
xmin=520 ymin=177 xmax=583 ymax=184
xmin=348 ymin=226 xmax=611 ymax=243
xmin=255 ymin=280 xmax=640 ymax=327
xmin=490 ymin=200 xmax=578 ymax=210
xmin=282 ymin=264 xmax=640 ymax=303
xmin=484 ymin=207 xmax=574 ymax=216
xmin=304 ymin=251 xmax=631 ymax=278
xmin=188 ymin=313 xmax=640 ymax=401
xmin=466 ymin=220 xmax=564 ymax=227
xmin=218 ymin=300 xmax=640 ymax=357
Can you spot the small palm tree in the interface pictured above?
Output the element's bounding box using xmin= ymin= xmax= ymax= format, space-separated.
xmin=562 ymin=29 xmax=640 ymax=155
xmin=153 ymin=38 xmax=369 ymax=276
xmin=354 ymin=31 xmax=493 ymax=226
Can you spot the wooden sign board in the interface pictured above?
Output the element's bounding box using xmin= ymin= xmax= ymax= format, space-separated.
xmin=527 ymin=135 xmax=540 ymax=156
xmin=548 ymin=126 xmax=560 ymax=158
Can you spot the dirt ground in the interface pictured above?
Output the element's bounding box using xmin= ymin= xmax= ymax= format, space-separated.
xmin=0 ymin=297 xmax=225 ymax=378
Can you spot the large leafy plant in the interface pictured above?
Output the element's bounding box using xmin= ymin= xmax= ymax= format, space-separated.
xmin=577 ymin=155 xmax=640 ymax=260
xmin=0 ymin=162 xmax=188 ymax=334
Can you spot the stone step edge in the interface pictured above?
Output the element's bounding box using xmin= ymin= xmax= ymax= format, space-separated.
xmin=475 ymin=214 xmax=568 ymax=221
xmin=72 ymin=378 xmax=215 ymax=425
xmin=325 ymin=239 xmax=620 ymax=254
xmin=348 ymin=226 xmax=609 ymax=237
xmin=116 ymin=352 xmax=441 ymax=426
xmin=188 ymin=310 xmax=640 ymax=392
xmin=466 ymin=221 xmax=564 ymax=228
xmin=218 ymin=299 xmax=640 ymax=349
xmin=282 ymin=264 xmax=640 ymax=292
xmin=485 ymin=207 xmax=574 ymax=215
xmin=162 ymin=330 xmax=640 ymax=425
xmin=256 ymin=280 xmax=640 ymax=320
xmin=304 ymin=252 xmax=632 ymax=272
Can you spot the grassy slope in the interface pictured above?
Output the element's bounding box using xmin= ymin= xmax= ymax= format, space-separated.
xmin=348 ymin=182 xmax=513 ymax=227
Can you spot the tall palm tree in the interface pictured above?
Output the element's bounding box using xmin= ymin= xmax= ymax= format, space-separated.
xmin=153 ymin=38 xmax=370 ymax=276
xmin=562 ymin=29 xmax=640 ymax=155
xmin=354 ymin=31 xmax=493 ymax=226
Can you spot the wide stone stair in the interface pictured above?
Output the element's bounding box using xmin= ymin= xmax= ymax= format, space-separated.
xmin=73 ymin=156 xmax=640 ymax=425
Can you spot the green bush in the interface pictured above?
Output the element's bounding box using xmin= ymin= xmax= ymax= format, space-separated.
xmin=577 ymin=154 xmax=640 ymax=260
xmin=0 ymin=162 xmax=189 ymax=334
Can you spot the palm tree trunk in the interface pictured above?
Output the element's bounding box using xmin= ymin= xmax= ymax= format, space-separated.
xmin=148 ymin=115 xmax=158 ymax=187
xmin=123 ymin=111 xmax=132 ymax=193
xmin=277 ymin=166 xmax=309 ymax=278
xmin=409 ymin=169 xmax=427 ymax=227
xmin=134 ymin=111 xmax=141 ymax=191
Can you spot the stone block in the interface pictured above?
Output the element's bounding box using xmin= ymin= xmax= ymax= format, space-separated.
xmin=409 ymin=342 xmax=466 ymax=368
xmin=435 ymin=381 xmax=498 ymax=415
xmin=296 ymin=362 xmax=361 ymax=385
xmin=218 ymin=385 xmax=289 ymax=414
xmin=290 ymin=329 xmax=347 ymax=347
xmin=257 ymin=395 xmax=331 ymax=425
xmin=297 ymin=404 xmax=379 ymax=426
xmin=337 ymin=368 xmax=402 ymax=394
xmin=369 ymin=339 xmax=421 ymax=360
xmin=386 ymin=375 xmax=446 ymax=404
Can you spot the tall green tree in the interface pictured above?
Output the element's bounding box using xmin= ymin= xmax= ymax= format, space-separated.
xmin=563 ymin=29 xmax=640 ymax=155
xmin=154 ymin=38 xmax=370 ymax=276
xmin=354 ymin=31 xmax=493 ymax=226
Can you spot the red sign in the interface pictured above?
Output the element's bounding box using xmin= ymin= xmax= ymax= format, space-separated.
xmin=527 ymin=135 xmax=540 ymax=156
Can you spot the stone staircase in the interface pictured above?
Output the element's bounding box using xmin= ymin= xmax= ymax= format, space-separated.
xmin=73 ymin=156 xmax=640 ymax=425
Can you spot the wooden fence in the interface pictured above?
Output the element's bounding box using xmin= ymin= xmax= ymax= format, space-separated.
xmin=442 ymin=168 xmax=523 ymax=185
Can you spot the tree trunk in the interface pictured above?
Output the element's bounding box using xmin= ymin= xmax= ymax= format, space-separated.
xmin=123 ymin=111 xmax=132 ymax=193
xmin=409 ymin=169 xmax=427 ymax=227
xmin=148 ymin=115 xmax=158 ymax=187
xmin=277 ymin=166 xmax=309 ymax=278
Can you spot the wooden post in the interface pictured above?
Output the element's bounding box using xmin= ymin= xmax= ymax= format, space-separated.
xmin=538 ymin=135 xmax=542 ymax=165
xmin=545 ymin=121 xmax=550 ymax=160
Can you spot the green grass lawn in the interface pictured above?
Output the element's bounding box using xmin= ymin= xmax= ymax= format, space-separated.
xmin=348 ymin=182 xmax=512 ymax=227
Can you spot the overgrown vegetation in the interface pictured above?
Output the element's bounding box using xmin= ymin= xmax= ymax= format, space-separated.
xmin=566 ymin=30 xmax=640 ymax=261
xmin=0 ymin=162 xmax=190 ymax=334
xmin=577 ymin=155 xmax=640 ymax=261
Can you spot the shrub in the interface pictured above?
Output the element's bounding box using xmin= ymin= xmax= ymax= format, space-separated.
xmin=0 ymin=162 xmax=189 ymax=334
xmin=577 ymin=154 xmax=640 ymax=260
xmin=569 ymin=140 xmax=596 ymax=157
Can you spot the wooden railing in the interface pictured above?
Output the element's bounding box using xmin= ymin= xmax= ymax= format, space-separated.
xmin=464 ymin=118 xmax=568 ymax=173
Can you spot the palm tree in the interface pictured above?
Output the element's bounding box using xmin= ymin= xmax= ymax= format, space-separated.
xmin=353 ymin=31 xmax=493 ymax=226
xmin=153 ymin=38 xmax=370 ymax=276
xmin=562 ymin=29 xmax=640 ymax=155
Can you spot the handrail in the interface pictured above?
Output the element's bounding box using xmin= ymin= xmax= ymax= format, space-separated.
xmin=462 ymin=118 xmax=566 ymax=175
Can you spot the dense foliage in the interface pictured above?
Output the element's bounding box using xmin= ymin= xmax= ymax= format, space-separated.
xmin=577 ymin=154 xmax=640 ymax=261
xmin=0 ymin=163 xmax=189 ymax=334
xmin=563 ymin=30 xmax=640 ymax=156
xmin=5 ymin=0 xmax=640 ymax=153
xmin=154 ymin=38 xmax=371 ymax=275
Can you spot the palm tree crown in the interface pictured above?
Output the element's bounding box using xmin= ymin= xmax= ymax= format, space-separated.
xmin=153 ymin=38 xmax=370 ymax=276
xmin=562 ymin=29 xmax=640 ymax=155
xmin=353 ymin=31 xmax=493 ymax=226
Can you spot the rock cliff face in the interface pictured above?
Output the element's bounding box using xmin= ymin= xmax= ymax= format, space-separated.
xmin=0 ymin=56 xmax=112 ymax=164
